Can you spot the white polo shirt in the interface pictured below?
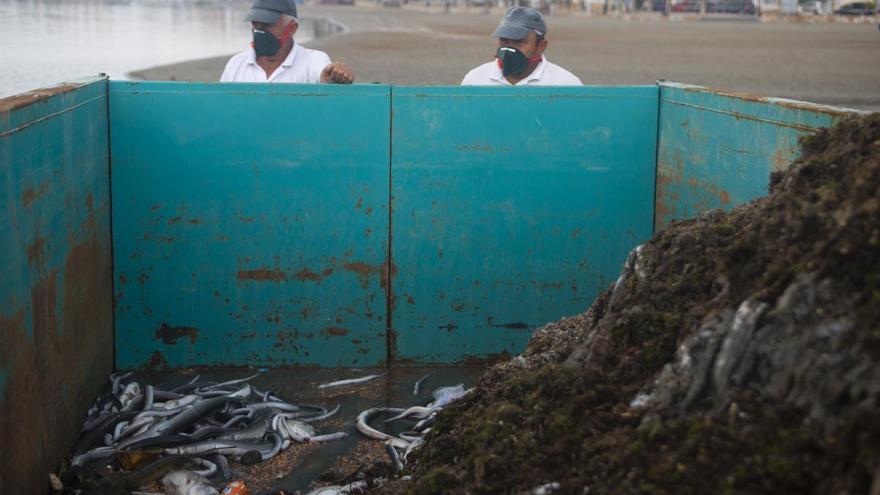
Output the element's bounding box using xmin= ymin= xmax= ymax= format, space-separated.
xmin=220 ymin=42 xmax=332 ymax=83
xmin=461 ymin=57 xmax=582 ymax=86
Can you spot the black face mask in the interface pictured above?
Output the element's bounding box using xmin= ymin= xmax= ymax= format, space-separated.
xmin=496 ymin=46 xmax=542 ymax=78
xmin=253 ymin=29 xmax=281 ymax=57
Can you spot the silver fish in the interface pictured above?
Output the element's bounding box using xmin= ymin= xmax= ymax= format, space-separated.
xmin=318 ymin=373 xmax=385 ymax=389
xmin=355 ymin=407 xmax=409 ymax=449
xmin=413 ymin=373 xmax=431 ymax=396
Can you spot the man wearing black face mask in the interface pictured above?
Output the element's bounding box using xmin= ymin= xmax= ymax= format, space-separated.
xmin=221 ymin=0 xmax=353 ymax=84
xmin=461 ymin=7 xmax=581 ymax=86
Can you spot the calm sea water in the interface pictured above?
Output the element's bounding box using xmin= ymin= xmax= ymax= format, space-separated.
xmin=0 ymin=0 xmax=313 ymax=98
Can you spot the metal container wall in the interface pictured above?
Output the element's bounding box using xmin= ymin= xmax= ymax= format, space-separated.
xmin=0 ymin=77 xmax=114 ymax=494
xmin=110 ymin=82 xmax=391 ymax=369
xmin=654 ymin=82 xmax=856 ymax=230
xmin=390 ymin=86 xmax=659 ymax=363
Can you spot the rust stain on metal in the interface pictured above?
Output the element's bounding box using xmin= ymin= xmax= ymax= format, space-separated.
xmin=406 ymin=295 xmax=415 ymax=305
xmin=155 ymin=322 xmax=199 ymax=344
xmin=148 ymin=351 xmax=169 ymax=369
xmin=168 ymin=216 xmax=183 ymax=225
xmin=456 ymin=143 xmax=509 ymax=153
xmin=22 ymin=181 xmax=50 ymax=208
xmin=654 ymin=171 xmax=675 ymax=230
xmin=295 ymin=267 xmax=333 ymax=283
xmin=239 ymin=215 xmax=255 ymax=223
xmin=686 ymin=176 xmax=731 ymax=206
xmin=439 ymin=323 xmax=458 ymax=332
xmin=237 ymin=267 xmax=288 ymax=282
xmin=1 ymin=190 xmax=113 ymax=494
xmin=149 ymin=204 xmax=162 ymax=211
xmin=675 ymin=84 xmax=856 ymax=117
xmin=26 ymin=237 xmax=47 ymax=266
xmin=380 ymin=261 xmax=398 ymax=291
xmin=322 ymin=326 xmax=350 ymax=337
xmin=0 ymin=83 xmax=80 ymax=113
xmin=356 ymin=197 xmax=363 ymax=209
xmin=31 ymin=270 xmax=59 ymax=336
xmin=342 ymin=261 xmax=382 ymax=288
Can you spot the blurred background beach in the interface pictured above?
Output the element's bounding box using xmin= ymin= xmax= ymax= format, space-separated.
xmin=1 ymin=0 xmax=878 ymax=109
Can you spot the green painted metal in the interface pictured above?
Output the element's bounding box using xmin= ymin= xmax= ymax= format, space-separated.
xmin=0 ymin=77 xmax=114 ymax=495
xmin=390 ymin=86 xmax=659 ymax=363
xmin=654 ymin=82 xmax=857 ymax=230
xmin=110 ymin=81 xmax=391 ymax=369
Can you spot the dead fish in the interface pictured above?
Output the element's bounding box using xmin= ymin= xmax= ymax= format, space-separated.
xmin=305 ymin=481 xmax=368 ymax=495
xmin=413 ymin=373 xmax=431 ymax=395
xmin=386 ymin=384 xmax=473 ymax=423
xmin=355 ymin=408 xmax=409 ymax=449
xmin=386 ymin=443 xmax=404 ymax=472
xmin=161 ymin=470 xmax=219 ymax=495
xmin=384 ymin=406 xmax=433 ymax=423
xmin=299 ymin=404 xmax=341 ymax=423
xmin=164 ymin=439 xmax=274 ymax=457
xmin=274 ymin=415 xmax=316 ymax=442
xmin=318 ymin=373 xmax=385 ymax=389
xmin=309 ymin=432 xmax=348 ymax=442
xmin=430 ymin=383 xmax=470 ymax=408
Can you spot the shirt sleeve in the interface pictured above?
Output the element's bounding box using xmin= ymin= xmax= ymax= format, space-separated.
xmin=460 ymin=68 xmax=478 ymax=86
xmin=220 ymin=57 xmax=234 ymax=82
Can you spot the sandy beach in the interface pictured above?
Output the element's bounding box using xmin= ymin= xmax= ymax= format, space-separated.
xmin=131 ymin=3 xmax=880 ymax=110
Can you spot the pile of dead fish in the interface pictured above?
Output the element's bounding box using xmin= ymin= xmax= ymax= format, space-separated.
xmin=353 ymin=374 xmax=471 ymax=473
xmin=59 ymin=371 xmax=344 ymax=494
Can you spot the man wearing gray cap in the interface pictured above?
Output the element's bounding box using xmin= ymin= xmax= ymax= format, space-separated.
xmin=461 ymin=7 xmax=581 ymax=86
xmin=221 ymin=0 xmax=353 ymax=84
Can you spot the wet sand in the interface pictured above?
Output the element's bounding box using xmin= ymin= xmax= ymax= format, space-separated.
xmin=132 ymin=3 xmax=880 ymax=110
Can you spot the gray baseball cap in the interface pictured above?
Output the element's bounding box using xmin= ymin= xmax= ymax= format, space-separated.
xmin=245 ymin=0 xmax=298 ymax=24
xmin=491 ymin=7 xmax=548 ymax=40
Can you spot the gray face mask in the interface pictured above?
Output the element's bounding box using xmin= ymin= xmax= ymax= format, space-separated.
xmin=496 ymin=46 xmax=541 ymax=77
xmin=253 ymin=29 xmax=281 ymax=57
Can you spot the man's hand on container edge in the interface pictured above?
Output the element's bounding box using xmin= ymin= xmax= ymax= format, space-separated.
xmin=320 ymin=62 xmax=354 ymax=84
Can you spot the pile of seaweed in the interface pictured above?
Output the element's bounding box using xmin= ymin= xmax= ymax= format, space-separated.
xmin=382 ymin=114 xmax=880 ymax=494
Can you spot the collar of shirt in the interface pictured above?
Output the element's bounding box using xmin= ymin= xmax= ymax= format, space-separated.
xmin=489 ymin=56 xmax=549 ymax=85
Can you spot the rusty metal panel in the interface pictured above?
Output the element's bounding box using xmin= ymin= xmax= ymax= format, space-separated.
xmin=390 ymin=86 xmax=659 ymax=363
xmin=0 ymin=77 xmax=114 ymax=495
xmin=110 ymin=81 xmax=390 ymax=369
xmin=655 ymin=82 xmax=860 ymax=230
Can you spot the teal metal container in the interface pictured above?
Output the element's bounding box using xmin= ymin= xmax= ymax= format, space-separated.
xmin=390 ymin=85 xmax=658 ymax=362
xmin=0 ymin=77 xmax=861 ymax=495
xmin=0 ymin=77 xmax=114 ymax=495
